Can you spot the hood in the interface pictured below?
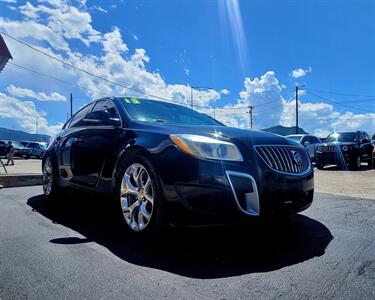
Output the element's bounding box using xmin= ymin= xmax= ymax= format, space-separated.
xmin=130 ymin=122 xmax=299 ymax=146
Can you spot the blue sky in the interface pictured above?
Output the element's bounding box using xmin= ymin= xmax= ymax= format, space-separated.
xmin=0 ymin=0 xmax=374 ymax=137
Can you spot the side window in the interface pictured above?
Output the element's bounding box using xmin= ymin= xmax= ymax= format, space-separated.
xmin=69 ymin=103 xmax=93 ymax=128
xmin=310 ymin=137 xmax=319 ymax=144
xmin=92 ymin=100 xmax=120 ymax=119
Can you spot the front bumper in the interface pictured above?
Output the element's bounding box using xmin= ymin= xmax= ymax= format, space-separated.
xmin=153 ymin=147 xmax=314 ymax=223
xmin=316 ymin=151 xmax=356 ymax=165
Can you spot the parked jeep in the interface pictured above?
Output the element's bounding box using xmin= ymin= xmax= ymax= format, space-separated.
xmin=315 ymin=131 xmax=373 ymax=170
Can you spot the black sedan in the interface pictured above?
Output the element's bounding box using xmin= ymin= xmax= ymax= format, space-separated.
xmin=43 ymin=97 xmax=314 ymax=233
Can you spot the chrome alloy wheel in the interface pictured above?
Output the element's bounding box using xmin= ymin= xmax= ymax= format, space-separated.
xmin=120 ymin=163 xmax=154 ymax=232
xmin=43 ymin=157 xmax=53 ymax=197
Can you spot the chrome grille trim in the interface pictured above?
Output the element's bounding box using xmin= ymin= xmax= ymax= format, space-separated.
xmin=254 ymin=145 xmax=311 ymax=175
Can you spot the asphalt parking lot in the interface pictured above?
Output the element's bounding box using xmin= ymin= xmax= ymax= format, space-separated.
xmin=1 ymin=186 xmax=375 ymax=299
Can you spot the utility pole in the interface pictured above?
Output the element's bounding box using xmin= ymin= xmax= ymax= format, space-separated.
xmin=213 ymin=107 xmax=216 ymax=119
xmin=295 ymin=86 xmax=299 ymax=134
xmin=190 ymin=86 xmax=213 ymax=110
xmin=70 ymin=93 xmax=73 ymax=118
xmin=248 ymin=106 xmax=254 ymax=129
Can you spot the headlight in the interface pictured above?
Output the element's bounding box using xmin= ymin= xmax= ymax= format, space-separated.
xmin=342 ymin=146 xmax=348 ymax=151
xmin=170 ymin=134 xmax=243 ymax=161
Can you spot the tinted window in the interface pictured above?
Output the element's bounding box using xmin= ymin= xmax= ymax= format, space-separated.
xmin=92 ymin=100 xmax=119 ymax=119
xmin=69 ymin=103 xmax=93 ymax=128
xmin=121 ymin=98 xmax=222 ymax=126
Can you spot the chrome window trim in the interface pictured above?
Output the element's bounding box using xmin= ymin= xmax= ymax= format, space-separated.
xmin=225 ymin=170 xmax=260 ymax=216
xmin=254 ymin=144 xmax=312 ymax=176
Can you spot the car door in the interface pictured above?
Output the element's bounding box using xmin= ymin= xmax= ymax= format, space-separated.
xmin=68 ymin=100 xmax=121 ymax=187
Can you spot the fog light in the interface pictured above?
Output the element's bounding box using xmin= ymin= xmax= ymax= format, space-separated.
xmin=342 ymin=146 xmax=348 ymax=151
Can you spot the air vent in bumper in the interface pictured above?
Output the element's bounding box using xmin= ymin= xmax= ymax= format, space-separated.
xmin=226 ymin=171 xmax=260 ymax=216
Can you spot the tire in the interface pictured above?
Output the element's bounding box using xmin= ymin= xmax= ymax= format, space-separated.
xmin=42 ymin=154 xmax=62 ymax=201
xmin=350 ymin=155 xmax=361 ymax=170
xmin=316 ymin=162 xmax=324 ymax=170
xmin=367 ymin=159 xmax=373 ymax=167
xmin=114 ymin=152 xmax=167 ymax=234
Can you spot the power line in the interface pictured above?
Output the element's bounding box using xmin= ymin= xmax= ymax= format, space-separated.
xmin=305 ymin=90 xmax=374 ymax=113
xmin=9 ymin=62 xmax=108 ymax=97
xmin=1 ymin=31 xmax=175 ymax=102
xmin=305 ymin=88 xmax=375 ymax=99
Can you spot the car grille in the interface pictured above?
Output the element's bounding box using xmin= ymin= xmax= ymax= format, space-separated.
xmin=254 ymin=145 xmax=311 ymax=174
xmin=321 ymin=146 xmax=337 ymax=152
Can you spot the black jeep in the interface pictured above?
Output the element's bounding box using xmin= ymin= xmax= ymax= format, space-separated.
xmin=315 ymin=131 xmax=373 ymax=170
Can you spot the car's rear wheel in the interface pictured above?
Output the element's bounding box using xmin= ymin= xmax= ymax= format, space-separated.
xmin=42 ymin=155 xmax=61 ymax=200
xmin=115 ymin=154 xmax=166 ymax=234
xmin=316 ymin=161 xmax=324 ymax=170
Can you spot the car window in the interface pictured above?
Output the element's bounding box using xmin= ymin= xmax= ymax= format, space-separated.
xmin=92 ymin=100 xmax=120 ymax=119
xmin=310 ymin=137 xmax=320 ymax=144
xmin=69 ymin=103 xmax=94 ymax=128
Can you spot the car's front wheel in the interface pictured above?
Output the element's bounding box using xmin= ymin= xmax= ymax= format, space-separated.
xmin=115 ymin=154 xmax=166 ymax=234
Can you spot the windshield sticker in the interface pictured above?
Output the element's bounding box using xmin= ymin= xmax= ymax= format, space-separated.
xmin=124 ymin=98 xmax=140 ymax=104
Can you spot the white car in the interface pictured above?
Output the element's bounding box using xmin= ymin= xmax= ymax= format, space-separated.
xmin=286 ymin=134 xmax=322 ymax=161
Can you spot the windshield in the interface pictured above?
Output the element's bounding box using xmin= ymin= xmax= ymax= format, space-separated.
xmin=325 ymin=133 xmax=358 ymax=143
xmin=287 ymin=136 xmax=302 ymax=142
xmin=121 ymin=98 xmax=222 ymax=126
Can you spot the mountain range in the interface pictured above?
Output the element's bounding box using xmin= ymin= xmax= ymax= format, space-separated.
xmin=0 ymin=127 xmax=50 ymax=143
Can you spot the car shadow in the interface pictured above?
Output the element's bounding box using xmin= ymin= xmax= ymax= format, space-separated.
xmin=27 ymin=192 xmax=333 ymax=279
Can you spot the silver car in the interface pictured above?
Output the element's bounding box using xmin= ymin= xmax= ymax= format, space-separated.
xmin=286 ymin=134 xmax=322 ymax=161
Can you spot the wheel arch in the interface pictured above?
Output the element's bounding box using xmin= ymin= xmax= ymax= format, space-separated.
xmin=112 ymin=145 xmax=152 ymax=189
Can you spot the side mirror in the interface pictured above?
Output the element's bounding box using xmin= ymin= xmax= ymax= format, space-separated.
xmin=303 ymin=141 xmax=310 ymax=146
xmin=83 ymin=111 xmax=120 ymax=126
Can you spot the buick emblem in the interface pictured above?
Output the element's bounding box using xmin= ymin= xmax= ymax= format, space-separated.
xmin=291 ymin=150 xmax=303 ymax=165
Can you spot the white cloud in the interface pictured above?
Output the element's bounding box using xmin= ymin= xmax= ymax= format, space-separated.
xmin=18 ymin=0 xmax=101 ymax=46
xmin=280 ymin=99 xmax=375 ymax=137
xmin=0 ymin=0 xmax=17 ymax=3
xmin=1 ymin=0 xmax=372 ymax=138
xmin=290 ymin=67 xmax=312 ymax=79
xmin=0 ymin=92 xmax=63 ymax=135
xmin=90 ymin=5 xmax=108 ymax=14
xmin=6 ymin=85 xmax=67 ymax=101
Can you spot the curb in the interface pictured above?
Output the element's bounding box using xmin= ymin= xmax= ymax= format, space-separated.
xmin=0 ymin=174 xmax=43 ymax=188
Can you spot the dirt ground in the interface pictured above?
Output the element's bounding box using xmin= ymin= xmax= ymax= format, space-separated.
xmin=314 ymin=164 xmax=375 ymax=200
